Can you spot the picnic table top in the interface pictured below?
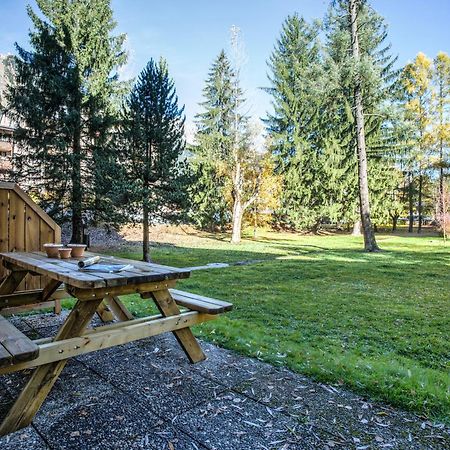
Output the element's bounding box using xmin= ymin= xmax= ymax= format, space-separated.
xmin=0 ymin=251 xmax=190 ymax=289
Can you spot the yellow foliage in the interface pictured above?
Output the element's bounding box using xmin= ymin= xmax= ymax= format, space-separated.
xmin=243 ymin=152 xmax=282 ymax=227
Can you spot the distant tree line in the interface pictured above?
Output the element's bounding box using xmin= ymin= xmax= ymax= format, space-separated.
xmin=4 ymin=0 xmax=449 ymax=258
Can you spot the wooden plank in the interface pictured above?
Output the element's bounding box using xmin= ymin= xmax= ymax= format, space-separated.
xmin=26 ymin=251 xmax=188 ymax=288
xmin=0 ymin=253 xmax=106 ymax=288
xmin=0 ymin=316 xmax=39 ymax=364
xmin=0 ymin=298 xmax=102 ymax=435
xmin=39 ymin=221 xmax=54 ymax=251
xmin=40 ymin=279 xmax=62 ymax=302
xmin=25 ymin=207 xmax=41 ymax=290
xmin=69 ymin=279 xmax=177 ymax=300
xmin=8 ymin=192 xmax=25 ymax=252
xmin=96 ymin=301 xmax=114 ymax=323
xmin=151 ymin=289 xmax=206 ymax=363
xmin=0 ymin=189 xmax=8 ymax=281
xmin=0 ymin=270 xmax=28 ymax=295
xmin=2 ymin=301 xmax=62 ymax=317
xmin=170 ymin=289 xmax=233 ymax=314
xmin=0 ymin=288 xmax=68 ymax=309
xmin=8 ymin=193 xmax=26 ymax=291
xmin=25 ymin=207 xmax=40 ymax=253
xmin=0 ymin=311 xmax=216 ymax=375
xmin=105 ymin=296 xmax=134 ymax=321
xmin=10 ymin=184 xmax=59 ymax=232
xmin=0 ymin=344 xmax=13 ymax=368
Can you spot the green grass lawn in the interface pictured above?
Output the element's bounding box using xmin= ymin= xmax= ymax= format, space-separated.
xmin=78 ymin=231 xmax=450 ymax=421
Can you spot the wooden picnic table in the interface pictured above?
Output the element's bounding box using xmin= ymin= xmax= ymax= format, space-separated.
xmin=0 ymin=251 xmax=232 ymax=436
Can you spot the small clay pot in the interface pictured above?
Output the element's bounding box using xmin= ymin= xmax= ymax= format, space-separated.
xmin=43 ymin=243 xmax=63 ymax=258
xmin=58 ymin=248 xmax=72 ymax=259
xmin=67 ymin=244 xmax=86 ymax=258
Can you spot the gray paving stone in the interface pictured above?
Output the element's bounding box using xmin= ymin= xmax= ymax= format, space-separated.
xmin=0 ymin=428 xmax=49 ymax=450
xmin=233 ymin=366 xmax=450 ymax=449
xmin=175 ymin=390 xmax=326 ymax=450
xmin=192 ymin=341 xmax=281 ymax=388
xmin=34 ymin=392 xmax=159 ymax=450
xmin=84 ymin=346 xmax=227 ymax=419
xmin=141 ymin=422 xmax=208 ymax=449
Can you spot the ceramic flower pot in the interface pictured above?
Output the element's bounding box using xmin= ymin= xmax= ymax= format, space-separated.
xmin=43 ymin=243 xmax=63 ymax=258
xmin=67 ymin=244 xmax=87 ymax=257
xmin=58 ymin=248 xmax=72 ymax=259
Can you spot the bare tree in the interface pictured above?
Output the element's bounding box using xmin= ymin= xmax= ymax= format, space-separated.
xmin=229 ymin=26 xmax=259 ymax=244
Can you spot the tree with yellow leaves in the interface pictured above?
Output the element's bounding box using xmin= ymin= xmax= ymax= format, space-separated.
xmin=400 ymin=52 xmax=433 ymax=233
xmin=243 ymin=150 xmax=282 ymax=236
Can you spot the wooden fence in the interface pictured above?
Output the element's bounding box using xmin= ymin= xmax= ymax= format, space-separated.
xmin=0 ymin=182 xmax=63 ymax=314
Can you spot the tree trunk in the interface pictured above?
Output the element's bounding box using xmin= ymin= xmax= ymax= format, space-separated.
xmin=439 ymin=138 xmax=444 ymax=217
xmin=71 ymin=125 xmax=83 ymax=244
xmin=352 ymin=220 xmax=362 ymax=236
xmin=417 ymin=173 xmax=423 ymax=233
xmin=408 ymin=172 xmax=414 ymax=232
xmin=142 ymin=203 xmax=150 ymax=262
xmin=231 ymin=197 xmax=243 ymax=244
xmin=349 ymin=0 xmax=379 ymax=252
xmin=392 ymin=215 xmax=398 ymax=232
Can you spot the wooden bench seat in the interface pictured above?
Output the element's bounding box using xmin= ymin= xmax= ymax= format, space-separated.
xmin=170 ymin=289 xmax=233 ymax=314
xmin=0 ymin=316 xmax=39 ymax=368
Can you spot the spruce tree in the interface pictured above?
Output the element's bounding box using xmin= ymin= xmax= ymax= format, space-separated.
xmin=7 ymin=0 xmax=126 ymax=242
xmin=323 ymin=0 xmax=397 ymax=248
xmin=119 ymin=58 xmax=188 ymax=262
xmin=190 ymin=50 xmax=234 ymax=230
xmin=191 ymin=45 xmax=260 ymax=243
xmin=264 ymin=14 xmax=326 ymax=230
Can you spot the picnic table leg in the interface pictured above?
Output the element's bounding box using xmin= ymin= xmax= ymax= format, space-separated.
xmin=150 ymin=289 xmax=206 ymax=363
xmin=96 ymin=300 xmax=114 ymax=322
xmin=0 ymin=298 xmax=102 ymax=436
xmin=105 ymin=296 xmax=134 ymax=321
xmin=0 ymin=269 xmax=28 ymax=295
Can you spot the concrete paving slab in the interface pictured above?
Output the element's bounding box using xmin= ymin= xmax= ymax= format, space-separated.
xmin=175 ymin=390 xmax=326 ymax=450
xmin=33 ymin=392 xmax=159 ymax=450
xmin=83 ymin=346 xmax=227 ymax=420
xmin=0 ymin=428 xmax=49 ymax=450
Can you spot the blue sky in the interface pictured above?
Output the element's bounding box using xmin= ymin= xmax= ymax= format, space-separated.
xmin=1 ymin=0 xmax=450 ymax=136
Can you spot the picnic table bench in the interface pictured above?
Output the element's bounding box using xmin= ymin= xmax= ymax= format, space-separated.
xmin=0 ymin=251 xmax=232 ymax=436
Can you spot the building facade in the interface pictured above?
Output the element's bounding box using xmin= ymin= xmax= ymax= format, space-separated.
xmin=0 ymin=54 xmax=16 ymax=180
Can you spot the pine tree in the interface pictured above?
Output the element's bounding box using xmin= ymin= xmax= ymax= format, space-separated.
xmin=323 ymin=0 xmax=397 ymax=249
xmin=264 ymin=14 xmax=327 ymax=231
xmin=190 ymin=50 xmax=234 ymax=230
xmin=191 ymin=42 xmax=261 ymax=243
xmin=7 ymin=0 xmax=126 ymax=242
xmin=119 ymin=58 xmax=188 ymax=262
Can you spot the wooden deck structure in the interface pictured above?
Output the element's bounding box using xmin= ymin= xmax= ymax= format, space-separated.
xmin=0 ymin=182 xmax=62 ymax=314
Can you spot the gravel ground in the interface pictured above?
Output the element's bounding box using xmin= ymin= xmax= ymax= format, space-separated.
xmin=0 ymin=312 xmax=449 ymax=450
